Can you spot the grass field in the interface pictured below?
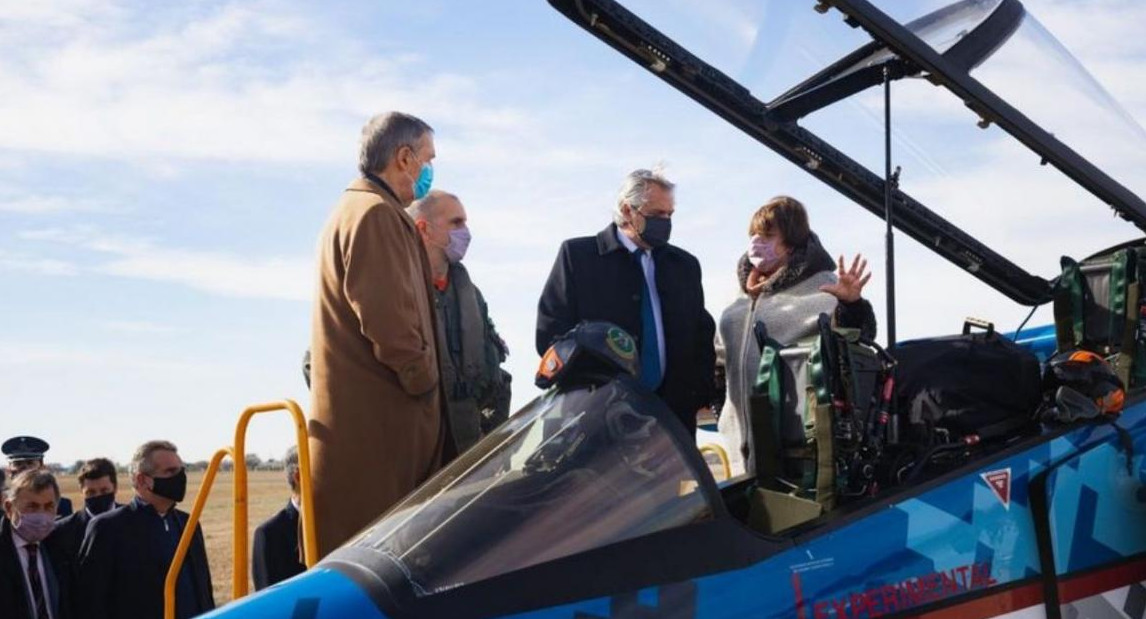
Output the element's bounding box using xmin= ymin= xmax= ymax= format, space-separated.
xmin=59 ymin=469 xmax=291 ymax=605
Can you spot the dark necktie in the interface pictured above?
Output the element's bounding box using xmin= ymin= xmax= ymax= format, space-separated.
xmin=26 ymin=543 xmax=50 ymax=619
xmin=633 ymin=249 xmax=663 ymax=390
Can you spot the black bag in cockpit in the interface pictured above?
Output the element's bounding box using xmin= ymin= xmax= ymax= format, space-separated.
xmin=892 ymin=320 xmax=1041 ymax=445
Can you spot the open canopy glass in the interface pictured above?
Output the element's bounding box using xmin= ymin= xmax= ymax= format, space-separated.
xmin=553 ymin=0 xmax=1146 ymax=305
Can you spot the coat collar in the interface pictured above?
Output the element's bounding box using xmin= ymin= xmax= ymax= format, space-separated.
xmin=130 ymin=495 xmax=182 ymax=524
xmin=595 ymin=223 xmax=629 ymax=256
xmin=347 ymin=175 xmax=402 ymax=206
xmin=0 ymin=514 xmax=13 ymax=545
xmin=0 ymin=515 xmax=21 ymax=582
xmin=596 ymin=222 xmax=675 ymax=258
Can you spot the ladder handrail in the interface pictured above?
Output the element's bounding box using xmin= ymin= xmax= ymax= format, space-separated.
xmin=700 ymin=443 xmax=732 ymax=481
xmin=232 ymin=399 xmax=318 ymax=599
xmin=164 ymin=398 xmax=317 ymax=619
xmin=165 ymin=446 xmax=232 ymax=619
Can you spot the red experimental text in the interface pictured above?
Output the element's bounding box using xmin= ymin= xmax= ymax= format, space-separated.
xmin=793 ymin=562 xmax=999 ymax=619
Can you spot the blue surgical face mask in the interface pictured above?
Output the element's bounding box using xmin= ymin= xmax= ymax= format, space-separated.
xmin=413 ymin=162 xmax=433 ymax=200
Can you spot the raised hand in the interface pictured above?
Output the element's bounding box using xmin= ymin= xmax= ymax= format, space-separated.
xmin=819 ymin=254 xmax=871 ymax=303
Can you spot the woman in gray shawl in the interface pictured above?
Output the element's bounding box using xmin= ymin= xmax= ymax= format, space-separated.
xmin=715 ymin=196 xmax=875 ymax=475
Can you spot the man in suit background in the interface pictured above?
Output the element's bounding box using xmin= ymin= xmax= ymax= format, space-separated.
xmin=252 ymin=446 xmax=307 ymax=590
xmin=3 ymin=436 xmax=73 ymax=518
xmin=536 ymin=168 xmax=716 ymax=435
xmin=1 ymin=469 xmax=70 ymax=619
xmin=53 ymin=458 xmax=120 ymax=593
xmin=77 ymin=440 xmax=213 ymax=619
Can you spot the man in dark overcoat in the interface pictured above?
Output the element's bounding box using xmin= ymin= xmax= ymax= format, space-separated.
xmin=77 ymin=440 xmax=213 ymax=619
xmin=0 ymin=469 xmax=72 ymax=619
xmin=52 ymin=457 xmax=121 ymax=616
xmin=252 ymin=446 xmax=307 ymax=590
xmin=536 ymin=168 xmax=716 ymax=435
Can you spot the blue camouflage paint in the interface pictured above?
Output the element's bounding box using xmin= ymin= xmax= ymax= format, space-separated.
xmin=199 ymin=568 xmax=387 ymax=619
xmin=1044 ymin=411 xmax=1146 ymax=574
xmin=201 ymin=403 xmax=1145 ymax=619
xmin=1009 ymin=324 xmax=1057 ymax=363
xmin=508 ymin=403 xmax=1146 ymax=618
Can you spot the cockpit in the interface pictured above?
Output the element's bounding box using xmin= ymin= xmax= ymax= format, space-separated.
xmin=342 ymin=381 xmax=718 ymax=602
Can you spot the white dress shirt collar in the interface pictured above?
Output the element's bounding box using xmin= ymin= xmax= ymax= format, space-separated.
xmin=616 ymin=226 xmax=641 ymax=254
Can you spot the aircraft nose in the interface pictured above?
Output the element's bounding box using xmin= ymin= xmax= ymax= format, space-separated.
xmin=196 ymin=568 xmax=390 ymax=619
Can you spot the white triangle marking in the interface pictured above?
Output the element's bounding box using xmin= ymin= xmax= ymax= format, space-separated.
xmin=981 ymin=467 xmax=1012 ymax=510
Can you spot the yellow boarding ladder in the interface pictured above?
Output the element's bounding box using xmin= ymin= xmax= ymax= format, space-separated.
xmin=164 ymin=400 xmax=318 ymax=619
xmin=699 ymin=443 xmax=732 ymax=481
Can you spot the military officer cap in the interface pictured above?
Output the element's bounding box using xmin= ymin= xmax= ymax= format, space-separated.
xmin=2 ymin=435 xmax=50 ymax=462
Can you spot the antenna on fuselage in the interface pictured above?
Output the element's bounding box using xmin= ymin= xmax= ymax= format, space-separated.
xmin=883 ymin=65 xmax=900 ymax=348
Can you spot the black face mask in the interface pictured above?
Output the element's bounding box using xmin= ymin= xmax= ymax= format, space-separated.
xmin=85 ymin=492 xmax=117 ymax=515
xmin=638 ymin=215 xmax=672 ymax=248
xmin=150 ymin=468 xmax=187 ymax=503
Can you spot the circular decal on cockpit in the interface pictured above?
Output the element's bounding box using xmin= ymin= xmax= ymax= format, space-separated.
xmin=606 ymin=327 xmax=636 ymax=360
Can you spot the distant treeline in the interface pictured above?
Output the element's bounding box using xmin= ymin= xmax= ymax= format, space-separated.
xmin=45 ymin=454 xmax=286 ymax=475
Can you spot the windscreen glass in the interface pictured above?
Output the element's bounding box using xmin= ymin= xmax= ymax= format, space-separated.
xmin=346 ymin=382 xmax=714 ymax=597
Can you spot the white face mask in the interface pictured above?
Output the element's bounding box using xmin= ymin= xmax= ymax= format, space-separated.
xmin=748 ymin=235 xmax=783 ymax=271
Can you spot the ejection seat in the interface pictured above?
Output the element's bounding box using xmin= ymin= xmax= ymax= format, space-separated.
xmin=743 ymin=315 xmax=891 ymax=535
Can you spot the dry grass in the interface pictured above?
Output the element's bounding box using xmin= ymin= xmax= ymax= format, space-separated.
xmin=59 ymin=469 xmax=290 ymax=605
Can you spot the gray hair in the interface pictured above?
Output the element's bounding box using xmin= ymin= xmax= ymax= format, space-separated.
xmin=284 ymin=445 xmax=300 ymax=493
xmin=406 ymin=189 xmax=459 ymax=222
xmin=358 ymin=112 xmax=434 ymax=177
xmin=6 ymin=469 xmax=59 ymax=502
xmin=131 ymin=440 xmax=178 ymax=476
xmin=614 ymin=168 xmax=675 ymax=225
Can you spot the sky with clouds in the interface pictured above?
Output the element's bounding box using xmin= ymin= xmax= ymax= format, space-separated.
xmin=3 ymin=0 xmax=1146 ymax=465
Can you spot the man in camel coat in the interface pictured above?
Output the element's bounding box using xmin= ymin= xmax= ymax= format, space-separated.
xmin=309 ymin=111 xmax=452 ymax=557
